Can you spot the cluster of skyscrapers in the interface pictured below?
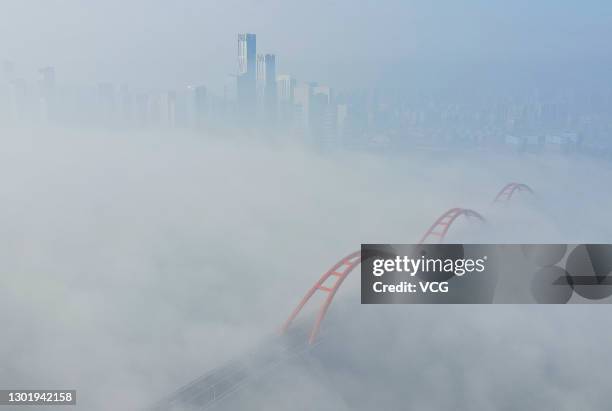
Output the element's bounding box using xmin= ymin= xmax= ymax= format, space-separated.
xmin=0 ymin=33 xmax=346 ymax=147
xmin=233 ymin=33 xmax=340 ymax=146
xmin=2 ymin=33 xmax=612 ymax=155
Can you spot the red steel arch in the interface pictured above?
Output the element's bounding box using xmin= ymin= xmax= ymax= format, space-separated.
xmin=281 ymin=250 xmax=361 ymax=344
xmin=418 ymin=207 xmax=486 ymax=244
xmin=282 ymin=207 xmax=485 ymax=344
xmin=493 ymin=182 xmax=533 ymax=203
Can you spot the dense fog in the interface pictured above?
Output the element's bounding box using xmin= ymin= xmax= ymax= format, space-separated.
xmin=0 ymin=128 xmax=611 ymax=409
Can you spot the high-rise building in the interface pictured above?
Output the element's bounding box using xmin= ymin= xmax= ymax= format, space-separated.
xmin=337 ymin=104 xmax=348 ymax=141
xmin=256 ymin=53 xmax=277 ymax=126
xmin=238 ymin=33 xmax=256 ymax=77
xmin=160 ymin=91 xmax=177 ymax=128
xmin=224 ymin=75 xmax=237 ymax=102
xmin=222 ymin=75 xmax=238 ymax=125
xmin=311 ymin=86 xmax=335 ymax=146
xmin=277 ymin=74 xmax=296 ymax=129
xmin=186 ymin=84 xmax=207 ymax=129
xmin=264 ymin=54 xmax=277 ymax=125
xmin=237 ymin=33 xmax=256 ymax=123
xmin=256 ymin=54 xmax=267 ymax=111
xmin=256 ymin=54 xmax=266 ymax=81
xmin=277 ymin=75 xmax=295 ymax=102
xmin=293 ymin=83 xmax=313 ymax=136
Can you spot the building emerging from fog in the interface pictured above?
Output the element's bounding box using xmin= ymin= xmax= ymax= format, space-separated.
xmin=264 ymin=54 xmax=277 ymax=126
xmin=237 ymin=33 xmax=256 ymax=124
xmin=311 ymin=85 xmax=335 ymax=146
xmin=293 ymin=82 xmax=312 ymax=137
xmin=277 ymin=74 xmax=295 ymax=130
xmin=187 ymin=85 xmax=207 ymax=129
xmin=256 ymin=53 xmax=277 ymax=127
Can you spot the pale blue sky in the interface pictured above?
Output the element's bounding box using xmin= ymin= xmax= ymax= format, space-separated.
xmin=2 ymin=0 xmax=612 ymax=91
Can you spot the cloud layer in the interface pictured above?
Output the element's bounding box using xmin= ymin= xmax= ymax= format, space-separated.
xmin=0 ymin=128 xmax=611 ymax=410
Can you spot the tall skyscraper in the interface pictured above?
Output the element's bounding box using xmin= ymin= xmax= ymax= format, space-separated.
xmin=256 ymin=54 xmax=266 ymax=82
xmin=264 ymin=54 xmax=277 ymax=125
xmin=256 ymin=53 xmax=277 ymax=126
xmin=223 ymin=74 xmax=238 ymax=124
xmin=238 ymin=33 xmax=256 ymax=77
xmin=277 ymin=74 xmax=296 ymax=129
xmin=293 ymin=83 xmax=313 ymax=136
xmin=187 ymin=84 xmax=207 ymax=129
xmin=337 ymin=104 xmax=348 ymax=143
xmin=256 ymin=54 xmax=267 ymax=110
xmin=160 ymin=90 xmax=177 ymax=128
xmin=237 ymin=33 xmax=256 ymax=123
xmin=311 ymin=86 xmax=334 ymax=146
xmin=277 ymin=75 xmax=296 ymax=103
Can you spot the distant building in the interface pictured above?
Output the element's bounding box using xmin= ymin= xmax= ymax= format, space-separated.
xmin=293 ymin=83 xmax=312 ymax=137
xmin=277 ymin=74 xmax=295 ymax=103
xmin=311 ymin=86 xmax=335 ymax=146
xmin=256 ymin=54 xmax=266 ymax=109
xmin=160 ymin=91 xmax=177 ymax=128
xmin=277 ymin=74 xmax=296 ymax=129
xmin=337 ymin=104 xmax=348 ymax=141
xmin=221 ymin=75 xmax=238 ymax=125
xmin=256 ymin=53 xmax=277 ymax=126
xmin=186 ymin=84 xmax=207 ymax=129
xmin=224 ymin=75 xmax=238 ymax=102
xmin=238 ymin=33 xmax=256 ymax=77
xmin=264 ymin=54 xmax=277 ymax=126
xmin=237 ymin=33 xmax=256 ymax=124
xmin=544 ymin=133 xmax=580 ymax=153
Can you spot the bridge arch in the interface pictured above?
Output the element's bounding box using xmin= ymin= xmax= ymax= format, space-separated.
xmin=418 ymin=207 xmax=485 ymax=244
xmin=281 ymin=250 xmax=361 ymax=344
xmin=493 ymin=182 xmax=533 ymax=203
xmin=282 ymin=207 xmax=485 ymax=344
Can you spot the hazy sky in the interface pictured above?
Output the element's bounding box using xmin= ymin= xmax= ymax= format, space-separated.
xmin=2 ymin=0 xmax=612 ymax=92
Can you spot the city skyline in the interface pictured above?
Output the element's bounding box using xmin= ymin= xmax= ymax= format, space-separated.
xmin=2 ymin=24 xmax=612 ymax=156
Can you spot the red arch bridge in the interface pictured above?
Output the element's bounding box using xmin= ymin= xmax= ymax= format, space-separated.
xmin=282 ymin=182 xmax=533 ymax=344
xmin=150 ymin=182 xmax=533 ymax=411
xmin=494 ymin=182 xmax=533 ymax=203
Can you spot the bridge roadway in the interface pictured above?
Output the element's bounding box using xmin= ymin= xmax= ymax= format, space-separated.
xmin=148 ymin=325 xmax=324 ymax=411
